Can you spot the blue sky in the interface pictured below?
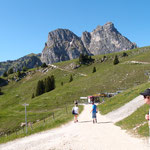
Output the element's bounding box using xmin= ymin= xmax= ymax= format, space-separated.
xmin=0 ymin=0 xmax=150 ymax=62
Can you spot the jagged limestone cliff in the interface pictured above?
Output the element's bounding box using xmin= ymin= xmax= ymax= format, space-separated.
xmin=81 ymin=22 xmax=137 ymax=55
xmin=41 ymin=22 xmax=136 ymax=64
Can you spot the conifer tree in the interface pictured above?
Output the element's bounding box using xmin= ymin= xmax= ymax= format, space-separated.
xmin=17 ymin=70 xmax=21 ymax=77
xmin=31 ymin=93 xmax=35 ymax=99
xmin=36 ymin=80 xmax=45 ymax=96
xmin=3 ymin=71 xmax=8 ymax=77
xmin=61 ymin=81 xmax=63 ymax=86
xmin=45 ymin=76 xmax=51 ymax=92
xmin=79 ymin=53 xmax=84 ymax=64
xmin=69 ymin=74 xmax=73 ymax=82
xmin=113 ymin=55 xmax=119 ymax=65
xmin=92 ymin=66 xmax=96 ymax=73
xmin=0 ymin=88 xmax=2 ymax=95
xmin=23 ymin=66 xmax=28 ymax=72
xmin=50 ymin=75 xmax=55 ymax=90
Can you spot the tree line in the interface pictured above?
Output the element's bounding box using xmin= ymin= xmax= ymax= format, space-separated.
xmin=34 ymin=75 xmax=55 ymax=98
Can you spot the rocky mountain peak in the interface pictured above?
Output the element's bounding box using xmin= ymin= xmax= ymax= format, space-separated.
xmin=41 ymin=22 xmax=137 ymax=64
xmin=41 ymin=28 xmax=88 ymax=64
xmin=81 ymin=22 xmax=136 ymax=55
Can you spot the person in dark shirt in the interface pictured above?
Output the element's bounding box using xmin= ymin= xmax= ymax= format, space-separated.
xmin=140 ymin=89 xmax=150 ymax=123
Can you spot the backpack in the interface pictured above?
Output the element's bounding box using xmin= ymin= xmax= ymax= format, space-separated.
xmin=72 ymin=108 xmax=75 ymax=114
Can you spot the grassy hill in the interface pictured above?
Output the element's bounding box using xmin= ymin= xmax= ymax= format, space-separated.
xmin=0 ymin=46 xmax=150 ymax=142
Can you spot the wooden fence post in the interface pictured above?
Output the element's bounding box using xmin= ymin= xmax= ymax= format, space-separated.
xmin=52 ymin=112 xmax=55 ymax=120
xmin=65 ymin=104 xmax=68 ymax=114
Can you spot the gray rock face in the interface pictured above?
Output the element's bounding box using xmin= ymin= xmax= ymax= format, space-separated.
xmin=41 ymin=29 xmax=88 ymax=64
xmin=41 ymin=22 xmax=137 ymax=64
xmin=81 ymin=22 xmax=137 ymax=55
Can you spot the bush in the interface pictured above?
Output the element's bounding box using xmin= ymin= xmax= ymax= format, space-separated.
xmin=41 ymin=63 xmax=48 ymax=68
xmin=122 ymin=52 xmax=128 ymax=57
xmin=17 ymin=70 xmax=21 ymax=77
xmin=23 ymin=66 xmax=28 ymax=72
xmin=8 ymin=68 xmax=13 ymax=75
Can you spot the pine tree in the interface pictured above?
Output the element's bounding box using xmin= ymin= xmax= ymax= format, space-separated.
xmin=45 ymin=76 xmax=51 ymax=92
xmin=113 ymin=55 xmax=119 ymax=65
xmin=79 ymin=53 xmax=84 ymax=64
xmin=17 ymin=70 xmax=21 ymax=77
xmin=35 ymin=80 xmax=45 ymax=96
xmin=50 ymin=75 xmax=55 ymax=90
xmin=69 ymin=75 xmax=73 ymax=82
xmin=61 ymin=81 xmax=63 ymax=86
xmin=31 ymin=93 xmax=35 ymax=99
xmin=22 ymin=66 xmax=28 ymax=72
xmin=3 ymin=71 xmax=8 ymax=77
xmin=40 ymin=80 xmax=45 ymax=94
xmin=92 ymin=66 xmax=96 ymax=73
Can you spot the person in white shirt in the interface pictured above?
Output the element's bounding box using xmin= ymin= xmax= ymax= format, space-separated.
xmin=72 ymin=101 xmax=79 ymax=123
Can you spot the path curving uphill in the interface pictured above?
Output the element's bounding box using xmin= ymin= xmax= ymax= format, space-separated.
xmin=105 ymin=95 xmax=145 ymax=123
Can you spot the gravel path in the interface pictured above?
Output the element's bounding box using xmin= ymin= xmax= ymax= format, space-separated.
xmin=0 ymin=100 xmax=149 ymax=150
xmin=105 ymin=95 xmax=145 ymax=123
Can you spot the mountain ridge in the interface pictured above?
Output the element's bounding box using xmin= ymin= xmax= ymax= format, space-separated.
xmin=0 ymin=22 xmax=137 ymax=76
xmin=41 ymin=22 xmax=137 ymax=64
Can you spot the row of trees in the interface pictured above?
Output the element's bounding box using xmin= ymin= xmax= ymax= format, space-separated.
xmin=35 ymin=75 xmax=55 ymax=97
xmin=3 ymin=66 xmax=28 ymax=77
xmin=2 ymin=62 xmax=48 ymax=78
xmin=79 ymin=54 xmax=94 ymax=64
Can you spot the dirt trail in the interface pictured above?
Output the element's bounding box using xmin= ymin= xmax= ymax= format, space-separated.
xmin=0 ymin=104 xmax=149 ymax=150
xmin=105 ymin=95 xmax=145 ymax=123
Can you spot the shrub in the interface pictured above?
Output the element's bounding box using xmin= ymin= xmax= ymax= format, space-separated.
xmin=8 ymin=68 xmax=13 ymax=75
xmin=23 ymin=66 xmax=28 ymax=72
xmin=41 ymin=63 xmax=48 ymax=68
xmin=122 ymin=52 xmax=128 ymax=57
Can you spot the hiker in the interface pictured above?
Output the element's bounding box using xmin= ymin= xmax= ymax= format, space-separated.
xmin=72 ymin=101 xmax=79 ymax=123
xmin=90 ymin=100 xmax=97 ymax=123
xmin=140 ymin=88 xmax=150 ymax=122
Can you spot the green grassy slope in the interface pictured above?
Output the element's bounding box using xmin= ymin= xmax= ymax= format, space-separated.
xmin=0 ymin=46 xmax=150 ymax=140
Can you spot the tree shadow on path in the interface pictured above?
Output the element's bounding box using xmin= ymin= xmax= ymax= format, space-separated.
xmin=78 ymin=121 xmax=113 ymax=124
xmin=78 ymin=120 xmax=92 ymax=123
xmin=97 ymin=121 xmax=113 ymax=124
